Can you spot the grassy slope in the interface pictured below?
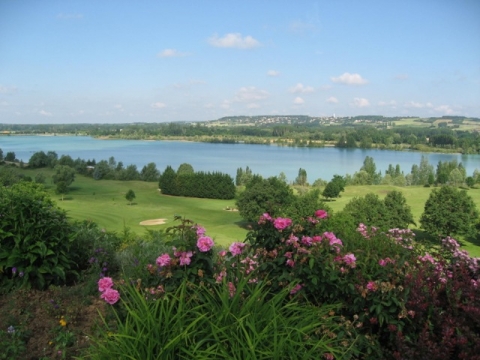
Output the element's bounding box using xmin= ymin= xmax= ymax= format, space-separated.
xmin=11 ymin=167 xmax=480 ymax=254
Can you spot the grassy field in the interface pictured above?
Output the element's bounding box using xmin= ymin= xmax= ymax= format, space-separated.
xmin=7 ymin=166 xmax=480 ymax=254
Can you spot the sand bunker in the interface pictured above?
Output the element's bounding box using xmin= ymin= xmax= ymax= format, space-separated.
xmin=139 ymin=218 xmax=167 ymax=226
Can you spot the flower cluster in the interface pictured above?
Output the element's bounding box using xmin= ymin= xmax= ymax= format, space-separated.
xmin=98 ymin=277 xmax=120 ymax=305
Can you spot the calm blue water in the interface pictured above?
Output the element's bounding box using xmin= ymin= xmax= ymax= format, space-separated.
xmin=1 ymin=135 xmax=479 ymax=182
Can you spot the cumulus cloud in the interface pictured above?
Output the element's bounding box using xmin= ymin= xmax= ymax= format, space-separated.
xmin=39 ymin=110 xmax=52 ymax=116
xmin=234 ymin=87 xmax=269 ymax=102
xmin=267 ymin=70 xmax=280 ymax=77
xmin=326 ymin=96 xmax=338 ymax=104
xmin=394 ymin=74 xmax=409 ymax=80
xmin=208 ymin=33 xmax=261 ymax=49
xmin=404 ymin=101 xmax=433 ymax=109
xmin=352 ymin=98 xmax=370 ymax=107
xmin=435 ymin=105 xmax=454 ymax=115
xmin=378 ymin=100 xmax=397 ymax=106
xmin=150 ymin=102 xmax=166 ymax=109
xmin=247 ymin=103 xmax=260 ymax=109
xmin=0 ymin=85 xmax=17 ymax=94
xmin=293 ymin=97 xmax=305 ymax=105
xmin=289 ymin=83 xmax=314 ymax=94
xmin=331 ymin=72 xmax=368 ymax=85
xmin=158 ymin=49 xmax=190 ymax=58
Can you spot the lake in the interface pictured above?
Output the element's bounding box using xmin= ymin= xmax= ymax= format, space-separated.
xmin=1 ymin=135 xmax=479 ymax=182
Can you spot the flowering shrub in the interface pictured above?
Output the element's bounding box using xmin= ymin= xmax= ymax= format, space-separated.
xmin=98 ymin=277 xmax=120 ymax=305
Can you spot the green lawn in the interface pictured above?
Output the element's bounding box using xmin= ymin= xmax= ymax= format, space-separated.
xmin=8 ymin=166 xmax=480 ymax=254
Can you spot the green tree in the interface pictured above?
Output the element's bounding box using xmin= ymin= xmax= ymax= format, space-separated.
xmin=294 ymin=168 xmax=307 ymax=186
xmin=177 ymin=163 xmax=194 ymax=175
xmin=125 ymin=189 xmax=136 ymax=205
xmin=360 ymin=156 xmax=381 ymax=184
xmin=5 ymin=151 xmax=16 ymax=162
xmin=140 ymin=162 xmax=160 ymax=182
xmin=322 ymin=175 xmax=346 ymax=200
xmin=236 ymin=176 xmax=294 ymax=222
xmin=383 ymin=190 xmax=416 ymax=229
xmin=28 ymin=151 xmax=49 ymax=168
xmin=159 ymin=165 xmax=177 ymax=195
xmin=420 ymin=186 xmax=479 ymax=238
xmin=0 ymin=148 xmax=3 ymax=161
xmin=52 ymin=165 xmax=75 ymax=200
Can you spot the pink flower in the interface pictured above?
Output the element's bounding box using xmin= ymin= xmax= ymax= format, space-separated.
xmin=179 ymin=251 xmax=193 ymax=266
xmin=301 ymin=236 xmax=313 ymax=246
xmin=315 ymin=209 xmax=328 ymax=219
xmin=286 ymin=259 xmax=295 ymax=267
xmin=195 ymin=225 xmax=206 ymax=236
xmin=156 ymin=254 xmax=171 ymax=267
xmin=228 ymin=282 xmax=236 ymax=298
xmin=100 ymin=287 xmax=120 ymax=305
xmin=258 ymin=213 xmax=273 ymax=224
xmin=273 ymin=217 xmax=292 ymax=230
xmin=229 ymin=242 xmax=246 ymax=256
xmin=284 ymin=251 xmax=293 ymax=259
xmin=343 ymin=253 xmax=356 ymax=268
xmin=366 ymin=281 xmax=377 ymax=292
xmin=98 ymin=277 xmax=114 ymax=292
xmin=218 ymin=250 xmax=227 ymax=257
xmin=290 ymin=284 xmax=302 ymax=294
xmin=197 ymin=236 xmax=214 ymax=252
xmin=312 ymin=236 xmax=322 ymax=244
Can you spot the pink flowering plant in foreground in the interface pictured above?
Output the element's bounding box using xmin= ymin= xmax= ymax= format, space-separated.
xmin=103 ymin=212 xmax=480 ymax=357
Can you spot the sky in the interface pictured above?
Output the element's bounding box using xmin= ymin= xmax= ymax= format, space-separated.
xmin=0 ymin=0 xmax=479 ymax=124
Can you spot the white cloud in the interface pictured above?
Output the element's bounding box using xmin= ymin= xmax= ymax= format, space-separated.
xmin=158 ymin=49 xmax=190 ymax=58
xmin=247 ymin=103 xmax=260 ymax=109
xmin=293 ymin=97 xmax=305 ymax=105
xmin=289 ymin=20 xmax=317 ymax=34
xmin=378 ymin=100 xmax=397 ymax=106
xmin=234 ymin=87 xmax=269 ymax=102
xmin=435 ymin=105 xmax=454 ymax=115
xmin=39 ymin=110 xmax=52 ymax=116
xmin=394 ymin=74 xmax=409 ymax=80
xmin=208 ymin=33 xmax=261 ymax=49
xmin=331 ymin=72 xmax=368 ymax=85
xmin=267 ymin=70 xmax=280 ymax=77
xmin=404 ymin=101 xmax=433 ymax=109
xmin=113 ymin=104 xmax=123 ymax=110
xmin=0 ymin=85 xmax=17 ymax=94
xmin=352 ymin=98 xmax=370 ymax=107
xmin=150 ymin=102 xmax=166 ymax=109
xmin=220 ymin=100 xmax=231 ymax=109
xmin=289 ymin=83 xmax=314 ymax=94
xmin=57 ymin=13 xmax=83 ymax=19
xmin=326 ymin=96 xmax=338 ymax=104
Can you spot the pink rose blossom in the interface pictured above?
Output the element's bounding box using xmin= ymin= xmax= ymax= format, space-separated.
xmin=156 ymin=254 xmax=171 ymax=267
xmin=100 ymin=288 xmax=120 ymax=305
xmin=98 ymin=277 xmax=114 ymax=292
xmin=366 ymin=281 xmax=377 ymax=292
xmin=290 ymin=284 xmax=302 ymax=294
xmin=301 ymin=236 xmax=313 ymax=246
xmin=273 ymin=217 xmax=292 ymax=230
xmin=315 ymin=209 xmax=328 ymax=219
xmin=218 ymin=250 xmax=227 ymax=257
xmin=258 ymin=213 xmax=273 ymax=224
xmin=286 ymin=259 xmax=295 ymax=267
xmin=343 ymin=253 xmax=356 ymax=267
xmin=197 ymin=236 xmax=214 ymax=252
xmin=229 ymin=242 xmax=246 ymax=256
xmin=284 ymin=252 xmax=293 ymax=259
xmin=179 ymin=251 xmax=193 ymax=266
xmin=195 ymin=226 xmax=206 ymax=236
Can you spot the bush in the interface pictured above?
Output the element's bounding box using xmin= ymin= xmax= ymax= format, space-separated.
xmin=0 ymin=182 xmax=75 ymax=290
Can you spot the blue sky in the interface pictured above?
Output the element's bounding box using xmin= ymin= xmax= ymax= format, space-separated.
xmin=0 ymin=0 xmax=479 ymax=124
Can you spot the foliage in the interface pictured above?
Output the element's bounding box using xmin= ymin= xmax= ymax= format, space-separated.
xmin=87 ymin=278 xmax=357 ymax=360
xmin=339 ymin=191 xmax=415 ymax=231
xmin=177 ymin=162 xmax=194 ymax=175
xmin=294 ymin=167 xmax=307 ymax=186
xmin=52 ymin=165 xmax=76 ymax=199
xmin=140 ymin=162 xmax=160 ymax=182
xmin=125 ymin=189 xmax=135 ymax=205
xmin=0 ymin=325 xmax=28 ymax=359
xmin=5 ymin=151 xmax=16 ymax=162
xmin=236 ymin=176 xmax=295 ymax=222
xmin=420 ymin=186 xmax=479 ymax=238
xmin=0 ymin=182 xmax=75 ymax=290
xmin=159 ymin=165 xmax=235 ymax=200
xmin=322 ymin=175 xmax=346 ymax=199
